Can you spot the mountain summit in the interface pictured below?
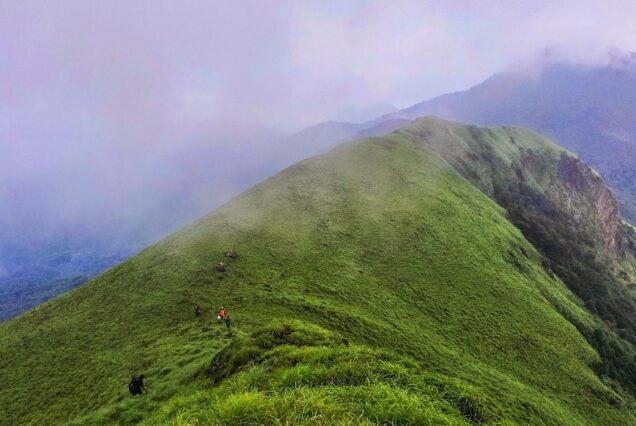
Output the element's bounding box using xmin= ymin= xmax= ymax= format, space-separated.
xmin=1 ymin=118 xmax=635 ymax=425
xmin=380 ymin=61 xmax=636 ymax=223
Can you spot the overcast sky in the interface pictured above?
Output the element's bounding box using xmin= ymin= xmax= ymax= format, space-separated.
xmin=2 ymin=0 xmax=636 ymax=244
xmin=4 ymin=1 xmax=636 ymax=133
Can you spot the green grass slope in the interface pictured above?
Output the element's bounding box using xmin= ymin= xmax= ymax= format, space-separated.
xmin=1 ymin=118 xmax=634 ymax=425
xmin=397 ymin=118 xmax=636 ymax=393
xmin=143 ymin=321 xmax=491 ymax=425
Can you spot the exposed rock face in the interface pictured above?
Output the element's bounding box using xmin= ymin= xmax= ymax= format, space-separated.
xmin=447 ymin=128 xmax=627 ymax=260
xmin=557 ymin=155 xmax=624 ymax=257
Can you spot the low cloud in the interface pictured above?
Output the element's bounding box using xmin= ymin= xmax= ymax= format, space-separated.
xmin=1 ymin=0 xmax=635 ymax=250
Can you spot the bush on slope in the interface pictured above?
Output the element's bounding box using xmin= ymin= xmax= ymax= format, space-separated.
xmin=144 ymin=321 xmax=491 ymax=425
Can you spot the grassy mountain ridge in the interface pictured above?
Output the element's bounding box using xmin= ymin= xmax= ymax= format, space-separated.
xmin=379 ymin=62 xmax=636 ymax=223
xmin=1 ymin=118 xmax=635 ymax=424
xmin=0 ymin=118 xmax=388 ymax=322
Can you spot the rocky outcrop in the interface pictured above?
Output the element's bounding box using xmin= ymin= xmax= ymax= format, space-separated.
xmin=557 ymin=155 xmax=625 ymax=257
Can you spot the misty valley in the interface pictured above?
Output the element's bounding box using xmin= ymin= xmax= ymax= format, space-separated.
xmin=2 ymin=3 xmax=636 ymax=425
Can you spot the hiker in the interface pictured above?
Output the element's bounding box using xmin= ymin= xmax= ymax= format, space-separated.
xmin=224 ymin=316 xmax=233 ymax=329
xmin=216 ymin=261 xmax=226 ymax=272
xmin=195 ymin=304 xmax=203 ymax=317
xmin=217 ymin=306 xmax=226 ymax=323
xmin=128 ymin=374 xmax=147 ymax=396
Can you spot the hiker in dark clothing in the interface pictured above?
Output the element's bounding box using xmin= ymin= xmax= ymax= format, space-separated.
xmin=224 ymin=316 xmax=233 ymax=329
xmin=128 ymin=374 xmax=146 ymax=395
xmin=194 ymin=304 xmax=203 ymax=317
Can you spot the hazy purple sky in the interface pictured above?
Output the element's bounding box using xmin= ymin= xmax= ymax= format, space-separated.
xmin=3 ymin=1 xmax=636 ymax=135
xmin=2 ymin=0 xmax=636 ymax=244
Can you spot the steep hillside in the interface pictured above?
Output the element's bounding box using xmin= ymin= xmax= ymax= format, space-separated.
xmin=380 ymin=60 xmax=636 ymax=222
xmin=1 ymin=119 xmax=635 ymax=425
xmin=0 ymin=120 xmax=391 ymax=322
xmin=399 ymin=119 xmax=636 ymax=392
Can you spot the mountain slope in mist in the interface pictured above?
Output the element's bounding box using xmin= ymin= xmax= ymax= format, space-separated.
xmin=15 ymin=57 xmax=636 ymax=323
xmin=0 ymin=120 xmax=399 ymax=322
xmin=1 ymin=118 xmax=635 ymax=425
xmin=381 ymin=58 xmax=636 ymax=223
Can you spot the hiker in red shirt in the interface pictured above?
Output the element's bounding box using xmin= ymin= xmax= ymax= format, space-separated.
xmin=217 ymin=307 xmax=226 ymax=323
